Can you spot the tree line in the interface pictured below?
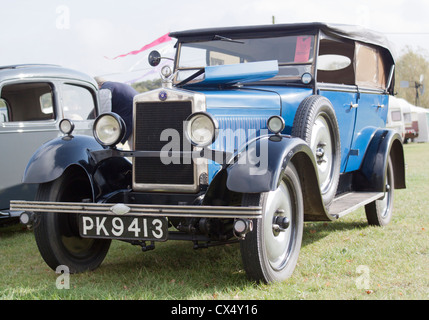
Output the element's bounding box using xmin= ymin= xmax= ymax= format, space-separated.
xmin=395 ymin=47 xmax=428 ymax=108
xmin=131 ymin=79 xmax=162 ymax=93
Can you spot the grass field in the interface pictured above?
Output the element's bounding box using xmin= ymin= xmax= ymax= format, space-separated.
xmin=0 ymin=143 xmax=428 ymax=300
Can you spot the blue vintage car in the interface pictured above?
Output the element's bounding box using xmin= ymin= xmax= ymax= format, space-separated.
xmin=12 ymin=23 xmax=406 ymax=283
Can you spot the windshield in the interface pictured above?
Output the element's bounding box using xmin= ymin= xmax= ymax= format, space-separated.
xmin=176 ymin=34 xmax=315 ymax=82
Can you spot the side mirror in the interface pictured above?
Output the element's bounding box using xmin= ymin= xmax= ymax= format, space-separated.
xmin=148 ymin=50 xmax=161 ymax=67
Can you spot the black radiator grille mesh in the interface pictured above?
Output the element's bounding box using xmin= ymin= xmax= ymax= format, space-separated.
xmin=134 ymin=101 xmax=194 ymax=185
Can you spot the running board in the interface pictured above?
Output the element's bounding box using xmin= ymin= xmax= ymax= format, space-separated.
xmin=328 ymin=192 xmax=384 ymax=219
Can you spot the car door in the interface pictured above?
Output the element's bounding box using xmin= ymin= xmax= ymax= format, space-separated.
xmin=0 ymin=81 xmax=59 ymax=209
xmin=0 ymin=80 xmax=99 ymax=210
xmin=344 ymin=43 xmax=391 ymax=172
xmin=316 ymin=37 xmax=358 ymax=173
xmin=318 ymin=88 xmax=358 ymax=173
xmin=345 ymin=91 xmax=388 ymax=171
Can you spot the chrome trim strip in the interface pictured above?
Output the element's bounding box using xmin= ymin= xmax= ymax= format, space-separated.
xmin=317 ymin=83 xmax=386 ymax=94
xmin=10 ymin=200 xmax=262 ymax=219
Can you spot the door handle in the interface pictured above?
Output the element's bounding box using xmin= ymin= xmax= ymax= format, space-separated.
xmin=350 ymin=102 xmax=358 ymax=109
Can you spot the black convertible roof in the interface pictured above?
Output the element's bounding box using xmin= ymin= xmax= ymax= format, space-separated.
xmin=170 ymin=22 xmax=396 ymax=60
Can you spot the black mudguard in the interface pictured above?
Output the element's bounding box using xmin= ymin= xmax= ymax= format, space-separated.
xmin=23 ymin=135 xmax=104 ymax=184
xmin=225 ymin=135 xmax=313 ymax=192
xmin=222 ymin=135 xmax=330 ymax=221
xmin=355 ymin=129 xmax=406 ymax=192
xmin=22 ymin=135 xmax=133 ymax=201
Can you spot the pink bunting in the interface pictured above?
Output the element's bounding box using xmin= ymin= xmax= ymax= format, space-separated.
xmin=106 ymin=33 xmax=172 ymax=60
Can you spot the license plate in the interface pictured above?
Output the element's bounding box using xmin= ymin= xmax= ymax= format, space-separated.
xmin=79 ymin=214 xmax=168 ymax=241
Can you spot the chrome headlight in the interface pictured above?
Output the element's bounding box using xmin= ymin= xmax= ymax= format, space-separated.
xmin=185 ymin=112 xmax=218 ymax=147
xmin=267 ymin=115 xmax=285 ymax=134
xmin=59 ymin=119 xmax=75 ymax=135
xmin=93 ymin=113 xmax=126 ymax=147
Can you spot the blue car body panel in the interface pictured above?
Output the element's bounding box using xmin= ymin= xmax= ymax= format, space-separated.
xmin=195 ymin=85 xmax=313 ymax=182
xmin=346 ymin=93 xmax=389 ymax=172
xmin=318 ymin=89 xmax=358 ymax=173
xmin=318 ymin=89 xmax=389 ymax=173
xmin=185 ymin=60 xmax=279 ymax=87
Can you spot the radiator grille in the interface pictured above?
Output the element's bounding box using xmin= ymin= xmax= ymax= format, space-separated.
xmin=134 ymin=101 xmax=194 ymax=185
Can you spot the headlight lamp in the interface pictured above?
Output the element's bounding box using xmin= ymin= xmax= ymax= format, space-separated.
xmin=185 ymin=112 xmax=218 ymax=147
xmin=267 ymin=115 xmax=285 ymax=134
xmin=59 ymin=119 xmax=75 ymax=135
xmin=93 ymin=113 xmax=126 ymax=147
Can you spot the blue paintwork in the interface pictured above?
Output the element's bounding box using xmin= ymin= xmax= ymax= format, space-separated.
xmin=185 ymin=60 xmax=279 ymax=87
xmin=319 ymin=89 xmax=388 ymax=173
xmin=346 ymin=93 xmax=388 ymax=171
xmin=249 ymin=86 xmax=313 ymax=134
xmin=318 ymin=90 xmax=358 ymax=173
xmin=193 ymin=86 xmax=313 ymax=182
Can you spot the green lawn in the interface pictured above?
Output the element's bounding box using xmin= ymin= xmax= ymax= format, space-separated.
xmin=1 ymin=143 xmax=428 ymax=300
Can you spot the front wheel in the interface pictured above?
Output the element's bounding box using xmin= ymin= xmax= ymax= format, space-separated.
xmin=240 ymin=163 xmax=304 ymax=283
xmin=33 ymin=169 xmax=111 ymax=273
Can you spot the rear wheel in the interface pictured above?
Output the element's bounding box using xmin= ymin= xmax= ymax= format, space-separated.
xmin=33 ymin=168 xmax=111 ymax=273
xmin=365 ymin=157 xmax=394 ymax=226
xmin=240 ymin=163 xmax=303 ymax=283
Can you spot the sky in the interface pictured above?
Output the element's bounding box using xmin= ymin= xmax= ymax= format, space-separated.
xmin=1 ymin=0 xmax=429 ymax=83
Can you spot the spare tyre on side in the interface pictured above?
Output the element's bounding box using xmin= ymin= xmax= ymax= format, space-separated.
xmin=292 ymin=95 xmax=341 ymax=207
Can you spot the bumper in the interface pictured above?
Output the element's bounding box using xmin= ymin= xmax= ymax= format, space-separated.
xmin=10 ymin=200 xmax=262 ymax=219
xmin=0 ymin=210 xmax=22 ymax=221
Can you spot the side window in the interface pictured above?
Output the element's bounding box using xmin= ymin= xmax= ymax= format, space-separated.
xmin=40 ymin=92 xmax=53 ymax=115
xmin=391 ymin=110 xmax=402 ymax=122
xmin=403 ymin=112 xmax=411 ymax=123
xmin=355 ymin=43 xmax=389 ymax=90
xmin=0 ymin=82 xmax=55 ymax=122
xmin=0 ymin=99 xmax=9 ymax=122
xmin=62 ymin=84 xmax=96 ymax=120
xmin=317 ymin=39 xmax=355 ymax=85
xmin=317 ymin=54 xmax=352 ymax=71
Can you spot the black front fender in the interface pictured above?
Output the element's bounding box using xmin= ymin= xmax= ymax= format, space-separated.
xmin=356 ymin=129 xmax=406 ymax=192
xmin=226 ymin=135 xmax=314 ymax=193
xmin=23 ymin=135 xmax=104 ymax=184
xmin=223 ymin=135 xmax=329 ymax=220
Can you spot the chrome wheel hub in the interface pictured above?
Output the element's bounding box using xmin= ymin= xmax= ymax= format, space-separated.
xmin=311 ymin=115 xmax=333 ymax=193
xmin=264 ymin=182 xmax=293 ymax=271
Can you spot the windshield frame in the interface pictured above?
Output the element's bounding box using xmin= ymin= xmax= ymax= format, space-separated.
xmin=173 ymin=31 xmax=318 ymax=85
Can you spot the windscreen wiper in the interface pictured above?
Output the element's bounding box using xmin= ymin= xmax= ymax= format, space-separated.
xmin=176 ymin=68 xmax=205 ymax=87
xmin=213 ymin=35 xmax=244 ymax=44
